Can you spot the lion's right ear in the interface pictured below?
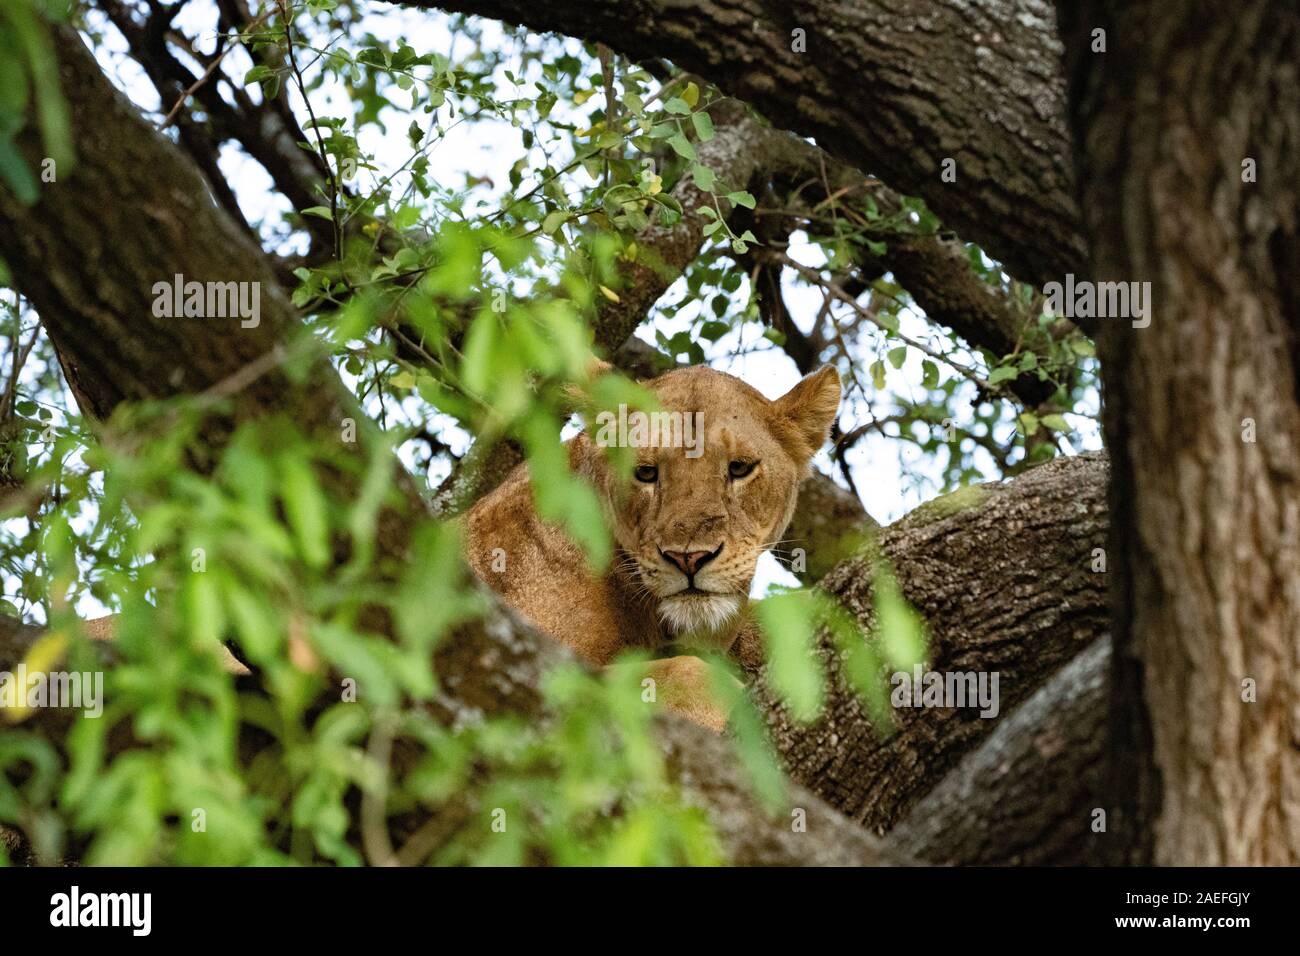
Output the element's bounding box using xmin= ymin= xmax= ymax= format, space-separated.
xmin=774 ymin=365 xmax=842 ymax=456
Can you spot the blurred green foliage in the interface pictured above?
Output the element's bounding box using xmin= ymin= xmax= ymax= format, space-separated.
xmin=2 ymin=406 xmax=722 ymax=865
xmin=0 ymin=0 xmax=72 ymax=205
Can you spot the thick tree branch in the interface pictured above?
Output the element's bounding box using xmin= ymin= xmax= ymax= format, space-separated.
xmin=96 ymin=0 xmax=335 ymax=248
xmin=888 ymin=637 xmax=1109 ymax=865
xmin=740 ymin=452 xmax=1110 ymax=833
xmin=778 ymin=465 xmax=878 ymax=585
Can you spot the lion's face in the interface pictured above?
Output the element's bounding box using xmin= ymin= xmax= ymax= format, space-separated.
xmin=584 ymin=364 xmax=841 ymax=639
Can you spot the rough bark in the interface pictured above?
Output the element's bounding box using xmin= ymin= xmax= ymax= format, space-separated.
xmin=1058 ymin=1 xmax=1300 ymax=864
xmin=743 ymin=453 xmax=1110 ymax=834
xmin=889 ymin=637 xmax=1109 ymax=865
xmin=416 ymin=0 xmax=1086 ymax=286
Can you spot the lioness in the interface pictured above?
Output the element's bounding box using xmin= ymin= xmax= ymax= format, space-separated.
xmin=464 ymin=363 xmax=841 ymax=730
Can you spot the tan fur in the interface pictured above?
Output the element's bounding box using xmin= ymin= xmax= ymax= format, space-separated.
xmin=464 ymin=364 xmax=841 ymax=728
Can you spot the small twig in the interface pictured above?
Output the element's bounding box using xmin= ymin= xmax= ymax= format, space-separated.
xmin=829 ymin=419 xmax=861 ymax=498
xmin=360 ymin=710 xmax=399 ymax=867
xmin=158 ymin=7 xmax=275 ymax=130
xmin=776 ymin=253 xmax=994 ymax=393
xmin=834 ymin=415 xmax=908 ymax=451
xmin=277 ymin=0 xmax=345 ymax=266
xmin=391 ymin=795 xmax=475 ymax=866
xmin=641 ymin=73 xmax=687 ymax=108
xmin=2 ymin=321 xmax=39 ymax=420
xmin=597 ymin=44 xmax=618 ymax=189
xmin=199 ymin=342 xmax=292 ymax=401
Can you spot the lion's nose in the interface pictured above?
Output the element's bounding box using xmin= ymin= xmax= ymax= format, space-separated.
xmin=660 ymin=545 xmax=722 ymax=576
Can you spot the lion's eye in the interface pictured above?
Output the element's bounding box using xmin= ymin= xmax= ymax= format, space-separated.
xmin=634 ymin=464 xmax=659 ymax=483
xmin=728 ymin=459 xmax=757 ymax=479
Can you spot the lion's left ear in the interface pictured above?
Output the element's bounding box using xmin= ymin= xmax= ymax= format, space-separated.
xmin=774 ymin=365 xmax=841 ymax=456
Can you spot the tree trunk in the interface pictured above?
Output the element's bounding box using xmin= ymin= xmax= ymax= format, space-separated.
xmin=1058 ymin=1 xmax=1300 ymax=864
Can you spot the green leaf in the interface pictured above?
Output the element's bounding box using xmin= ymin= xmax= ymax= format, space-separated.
xmin=0 ymin=138 xmax=37 ymax=205
xmin=873 ymin=563 xmax=928 ymax=670
xmin=870 ymin=359 xmax=886 ymax=389
xmin=541 ymin=210 xmax=568 ymax=235
xmin=7 ymin=0 xmax=72 ymax=168
xmin=887 ymin=346 xmax=907 ymax=369
xmin=725 ymin=190 xmax=756 ymax=209
xmin=1041 ymin=413 xmax=1072 ymax=432
xmin=690 ymin=162 xmax=715 ymax=191
xmin=460 ymin=313 xmax=498 ymax=398
xmin=663 ymin=97 xmax=691 ymax=115
xmin=667 ymin=133 xmax=696 ymax=160
xmin=691 ymin=111 xmax=714 ymax=141
xmin=182 ymin=569 xmax=225 ymax=651
xmin=987 ymin=366 xmax=1018 ymax=385
xmin=301 ymin=205 xmax=333 ymax=221
xmin=279 ymin=456 xmax=331 ymax=570
xmin=921 ymin=359 xmax=939 ymax=389
xmin=709 ymin=664 xmax=787 ymax=812
xmin=754 ymin=592 xmax=826 ymax=723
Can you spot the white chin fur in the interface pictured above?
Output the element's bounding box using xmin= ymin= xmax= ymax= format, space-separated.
xmin=656 ymin=593 xmax=742 ymax=634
